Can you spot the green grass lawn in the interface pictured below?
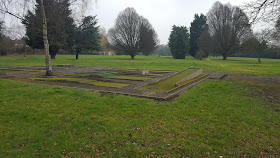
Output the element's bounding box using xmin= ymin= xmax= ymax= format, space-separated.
xmin=0 ymin=79 xmax=279 ymax=157
xmin=0 ymin=55 xmax=279 ymax=76
xmin=0 ymin=55 xmax=280 ymax=157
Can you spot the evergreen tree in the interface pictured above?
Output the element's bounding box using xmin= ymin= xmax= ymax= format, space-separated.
xmin=139 ymin=18 xmax=159 ymax=56
xmin=168 ymin=25 xmax=190 ymax=59
xmin=74 ymin=16 xmax=101 ymax=60
xmin=197 ymin=24 xmax=213 ymax=57
xmin=189 ymin=14 xmax=207 ymax=57
xmin=23 ymin=0 xmax=75 ymax=59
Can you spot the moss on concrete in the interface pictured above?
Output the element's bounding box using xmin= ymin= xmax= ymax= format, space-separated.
xmin=138 ymin=69 xmax=197 ymax=93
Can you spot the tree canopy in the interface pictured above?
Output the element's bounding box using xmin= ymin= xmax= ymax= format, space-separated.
xmin=189 ymin=14 xmax=207 ymax=57
xmin=273 ymin=18 xmax=280 ymax=41
xmin=1 ymin=0 xmax=97 ymax=76
xmin=197 ymin=24 xmax=212 ymax=58
xmin=207 ymin=1 xmax=252 ymax=60
xmin=23 ymin=0 xmax=75 ymax=59
xmin=168 ymin=25 xmax=189 ymax=59
xmin=74 ymin=16 xmax=101 ymax=60
xmin=244 ymin=0 xmax=279 ymax=23
xmin=108 ymin=7 xmax=158 ymax=59
xmin=139 ymin=18 xmax=159 ymax=56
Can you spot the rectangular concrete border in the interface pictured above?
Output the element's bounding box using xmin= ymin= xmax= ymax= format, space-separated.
xmin=23 ymin=73 xmax=213 ymax=101
xmin=134 ymin=68 xmax=193 ymax=90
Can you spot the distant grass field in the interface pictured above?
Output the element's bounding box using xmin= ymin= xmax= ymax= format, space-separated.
xmin=0 ymin=55 xmax=280 ymax=157
xmin=0 ymin=55 xmax=279 ymax=76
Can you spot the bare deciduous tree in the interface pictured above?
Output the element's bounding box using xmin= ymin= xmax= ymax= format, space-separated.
xmin=207 ymin=1 xmax=252 ymax=60
xmin=244 ymin=0 xmax=280 ymax=23
xmin=245 ymin=30 xmax=269 ymax=63
xmin=108 ymin=8 xmax=142 ymax=59
xmin=272 ymin=18 xmax=280 ymax=41
xmin=108 ymin=7 xmax=158 ymax=59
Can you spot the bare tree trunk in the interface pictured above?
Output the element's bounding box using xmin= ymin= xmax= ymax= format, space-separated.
xmin=51 ymin=54 xmax=56 ymax=59
xmin=76 ymin=48 xmax=80 ymax=60
xmin=76 ymin=52 xmax=79 ymax=60
xmin=40 ymin=0 xmax=52 ymax=76
xmin=23 ymin=41 xmax=26 ymax=58
xmin=223 ymin=56 xmax=227 ymax=60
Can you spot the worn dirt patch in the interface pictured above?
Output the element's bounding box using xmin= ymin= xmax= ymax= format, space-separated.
xmin=224 ymin=75 xmax=280 ymax=112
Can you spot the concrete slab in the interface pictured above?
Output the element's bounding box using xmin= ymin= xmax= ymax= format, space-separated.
xmin=209 ymin=73 xmax=227 ymax=79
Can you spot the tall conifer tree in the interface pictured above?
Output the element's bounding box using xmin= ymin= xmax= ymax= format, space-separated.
xmin=168 ymin=25 xmax=190 ymax=59
xmin=23 ymin=0 xmax=75 ymax=59
xmin=189 ymin=14 xmax=207 ymax=57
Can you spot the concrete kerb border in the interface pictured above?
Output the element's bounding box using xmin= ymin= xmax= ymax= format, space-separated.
xmin=133 ymin=68 xmax=190 ymax=90
xmin=175 ymin=68 xmax=203 ymax=86
xmin=166 ymin=73 xmax=207 ymax=94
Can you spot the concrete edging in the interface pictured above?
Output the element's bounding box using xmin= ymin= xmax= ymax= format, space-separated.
xmin=175 ymin=68 xmax=203 ymax=86
xmin=166 ymin=73 xmax=206 ymax=93
xmin=133 ymin=68 xmax=187 ymax=90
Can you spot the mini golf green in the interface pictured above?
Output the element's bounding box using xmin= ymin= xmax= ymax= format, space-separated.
xmin=137 ymin=69 xmax=197 ymax=93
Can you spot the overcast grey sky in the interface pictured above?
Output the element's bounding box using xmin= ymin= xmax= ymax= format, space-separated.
xmin=91 ymin=0 xmax=248 ymax=44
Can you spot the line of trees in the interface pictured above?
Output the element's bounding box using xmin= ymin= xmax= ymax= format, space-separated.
xmin=166 ymin=1 xmax=280 ymax=61
xmin=156 ymin=44 xmax=171 ymax=56
xmin=1 ymin=0 xmax=279 ymax=73
xmin=22 ymin=0 xmax=100 ymax=60
xmin=167 ymin=2 xmax=252 ymax=60
xmin=1 ymin=0 xmax=98 ymax=76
